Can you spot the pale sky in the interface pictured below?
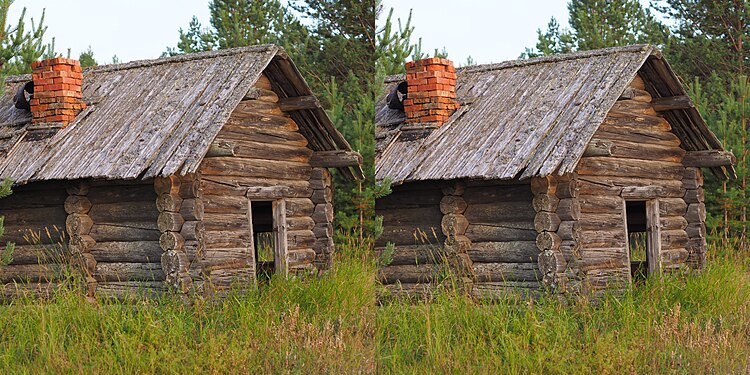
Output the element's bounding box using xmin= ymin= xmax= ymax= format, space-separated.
xmin=8 ymin=1 xmax=655 ymax=66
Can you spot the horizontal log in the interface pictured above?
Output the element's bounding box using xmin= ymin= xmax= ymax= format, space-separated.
xmin=234 ymin=99 xmax=283 ymax=116
xmin=466 ymin=223 xmax=537 ymax=243
xmin=685 ymin=222 xmax=706 ymax=238
xmin=683 ymin=168 xmax=704 ymax=188
xmin=441 ymin=213 xmax=469 ymax=236
xmin=610 ymin=99 xmax=658 ymax=115
xmin=595 ymin=125 xmax=680 ymax=148
xmin=378 ymin=264 xmax=434 ymax=284
xmin=94 ymin=281 xmax=167 ymax=300
xmin=618 ymin=86 xmax=652 ymax=102
xmin=94 ymin=262 xmax=164 ymax=282
xmin=5 ymin=244 xmax=69 ymax=265
xmin=278 ymin=95 xmax=320 ymax=111
xmin=311 ymin=203 xmax=334 ymax=223
xmin=0 ymin=263 xmax=74 ymax=283
xmin=578 ymin=213 xmax=623 ymax=231
xmin=576 ymin=157 xmax=684 ymax=180
xmin=243 ymin=86 xmax=278 ymax=102
xmin=683 ymin=188 xmax=704 ymax=204
xmin=205 ymin=141 xmax=236 ymax=157
xmin=203 ymin=230 xmax=251 ymax=249
xmin=0 ymin=189 xmax=67 ymax=210
xmin=577 ymin=176 xmax=685 ymax=198
xmin=88 ymin=201 xmax=157 ymax=223
xmin=578 ymin=230 xmax=626 ymax=249
xmin=660 ymin=215 xmax=688 ymax=231
xmin=684 ymin=203 xmax=706 ymax=223
xmin=178 ymin=177 xmax=200 ymax=199
xmin=683 ymin=150 xmax=735 ymax=167
xmin=288 ymin=249 xmax=316 ymax=267
xmin=212 ymin=137 xmax=312 ymax=163
xmin=463 ymin=185 xmax=533 ymax=204
xmin=1 ymin=224 xmax=66 ymax=245
xmin=661 ymin=248 xmax=689 ymax=267
xmin=583 ymin=139 xmax=613 ymax=157
xmin=202 ymin=213 xmax=248 ymax=231
xmin=376 ymin=189 xmax=443 ymax=209
xmin=463 ymin=201 xmax=536 ymax=223
xmin=538 ymin=249 xmax=566 ymax=274
xmin=201 ymin=177 xmax=312 ymax=198
xmin=309 ymin=150 xmax=362 ymax=168
xmin=0 ymin=282 xmax=64 ymax=300
xmin=311 ymin=187 xmax=333 ymax=205
xmin=199 ymin=158 xmax=311 ymax=180
xmin=661 ymin=229 xmax=689 ymax=250
xmin=473 ymin=262 xmax=540 ymax=282
xmin=153 ymin=176 xmax=180 ymax=196
xmin=440 ymin=196 xmax=467 ymax=215
xmin=378 ymin=283 xmax=435 ymax=300
xmin=376 ymin=225 xmax=444 ymax=247
xmin=180 ymin=221 xmax=204 ymax=242
xmin=288 ymin=230 xmax=316 ymax=250
xmin=206 ymin=267 xmax=255 ymax=288
xmin=579 ymin=195 xmax=622 ymax=214
xmin=659 ymin=198 xmax=688 ymax=217
xmin=312 ymin=222 xmax=332 ymax=238
xmin=530 ymin=176 xmax=556 ymax=195
xmin=651 ymin=95 xmax=693 ymax=111
xmin=379 ymin=206 xmax=443 ymax=225
xmin=0 ymin=206 xmax=67 ymax=226
xmin=216 ymin=123 xmax=307 ymax=146
xmin=159 ymin=232 xmax=185 ymax=251
xmin=375 ymin=244 xmax=444 ymax=266
xmin=557 ymin=221 xmax=580 ymax=241
xmin=156 ymin=193 xmax=183 ymax=213
xmin=89 ymin=223 xmax=160 ymax=242
xmin=467 ymin=241 xmax=539 ymax=263
xmin=578 ymin=248 xmax=629 ymax=270
xmin=471 ymin=281 xmax=542 ymax=300
xmin=89 ymin=241 xmax=162 ymax=263
xmin=64 ymin=195 xmax=91 ymax=215
xmin=66 ymin=214 xmax=93 ymax=235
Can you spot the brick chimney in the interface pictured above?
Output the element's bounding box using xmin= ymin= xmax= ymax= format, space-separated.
xmin=403 ymin=58 xmax=459 ymax=126
xmin=30 ymin=58 xmax=85 ymax=127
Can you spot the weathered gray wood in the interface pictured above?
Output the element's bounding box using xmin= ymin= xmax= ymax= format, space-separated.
xmin=157 ymin=212 xmax=185 ymax=232
xmin=578 ymin=195 xmax=622 ymax=214
xmin=659 ymin=198 xmax=688 ymax=217
xmin=179 ymin=221 xmax=204 ymax=241
xmin=532 ymin=193 xmax=559 ymax=213
xmin=684 ymin=203 xmax=706 ymax=223
xmin=557 ymin=221 xmax=580 ymax=241
xmin=536 ymin=231 xmax=561 ymax=251
xmin=288 ymin=249 xmax=316 ymax=267
xmin=311 ymin=203 xmax=334 ymax=223
xmin=65 ymin=214 xmax=94 ymax=235
xmin=583 ymin=139 xmax=613 ymax=157
xmin=467 ymin=241 xmax=539 ymax=263
xmin=682 ymin=150 xmax=735 ymax=167
xmin=154 ymin=176 xmax=180 ymax=195
xmin=466 ymin=223 xmax=537 ymax=243
xmin=0 ymin=263 xmax=73 ymax=283
xmin=201 ymin=176 xmax=312 ymax=198
xmin=646 ymin=199 xmax=662 ymax=276
xmin=309 ymin=150 xmax=362 ymax=168
xmin=651 ymin=95 xmax=693 ymax=111
xmin=94 ymin=262 xmax=164 ymax=282
xmin=661 ymin=229 xmax=688 ymax=250
xmin=534 ymin=211 xmax=561 ymax=232
xmin=378 ymin=264 xmax=434 ymax=284
xmin=556 ymin=198 xmax=580 ymax=220
xmin=89 ymin=241 xmax=162 ymax=263
xmin=200 ymin=157 xmax=312 ymax=180
xmin=160 ymin=231 xmax=185 ymax=251
xmin=5 ymin=244 xmax=69 ymax=265
xmin=245 ymin=186 xmax=288 ymax=199
xmin=577 ymin=157 xmax=684 ymax=180
xmin=278 ymin=95 xmax=320 ymax=111
xmin=180 ymin=198 xmax=204 ymax=221
xmin=0 ymin=206 xmax=67 ymax=225
xmin=205 ymin=141 xmax=236 ymax=157
xmin=530 ymin=176 xmax=556 ymax=195
xmin=88 ymin=201 xmax=157 ymax=223
xmin=273 ymin=199 xmax=288 ymax=276
xmin=89 ymin=223 xmax=160 ymax=242
xmin=243 ymin=86 xmax=278 ymax=102
xmin=375 ymin=244 xmax=443 ymax=266
xmin=156 ymin=193 xmax=183 ymax=213
xmin=683 ymin=188 xmax=704 ymax=204
xmin=473 ymin=262 xmax=540 ymax=282
xmin=64 ymin=195 xmax=92 ymax=215
xmin=440 ymin=196 xmax=467 ymax=214
xmin=463 ymin=201 xmax=536 ymax=223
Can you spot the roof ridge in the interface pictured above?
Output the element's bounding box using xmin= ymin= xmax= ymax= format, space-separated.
xmin=383 ymin=44 xmax=654 ymax=83
xmin=4 ymin=44 xmax=281 ymax=83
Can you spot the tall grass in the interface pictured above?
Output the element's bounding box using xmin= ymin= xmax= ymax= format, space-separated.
xmin=0 ymin=237 xmax=376 ymax=374
xmin=376 ymin=242 xmax=750 ymax=373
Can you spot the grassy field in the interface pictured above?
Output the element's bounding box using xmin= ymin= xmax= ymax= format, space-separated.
xmin=0 ymin=241 xmax=748 ymax=373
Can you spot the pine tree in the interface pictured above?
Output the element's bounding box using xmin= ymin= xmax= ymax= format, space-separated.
xmin=78 ymin=46 xmax=97 ymax=68
xmin=522 ymin=0 xmax=667 ymax=57
xmin=0 ymin=0 xmax=51 ymax=75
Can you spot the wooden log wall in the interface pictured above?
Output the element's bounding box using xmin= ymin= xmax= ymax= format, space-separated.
xmin=464 ymin=180 xmax=540 ymax=299
xmin=198 ymin=74 xmax=322 ymax=292
xmin=572 ymin=73 xmax=693 ymax=294
xmin=531 ymin=175 xmax=572 ymax=294
xmin=85 ymin=179 xmax=166 ymax=299
xmin=0 ymin=181 xmax=69 ymax=299
xmin=310 ymin=167 xmax=334 ymax=271
xmin=155 ymin=174 xmax=202 ymax=294
xmin=375 ymin=181 xmax=445 ymax=296
xmin=683 ymin=167 xmax=707 ymax=269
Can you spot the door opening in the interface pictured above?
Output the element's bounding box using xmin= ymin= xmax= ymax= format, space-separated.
xmin=250 ymin=201 xmax=275 ymax=281
xmin=624 ymin=199 xmax=660 ymax=281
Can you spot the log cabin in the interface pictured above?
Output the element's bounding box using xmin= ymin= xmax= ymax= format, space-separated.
xmin=0 ymin=45 xmax=362 ymax=299
xmin=375 ymin=45 xmax=735 ymax=299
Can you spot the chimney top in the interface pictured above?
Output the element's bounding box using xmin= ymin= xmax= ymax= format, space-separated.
xmin=30 ymin=57 xmax=85 ymax=129
xmin=403 ymin=57 xmax=459 ymax=127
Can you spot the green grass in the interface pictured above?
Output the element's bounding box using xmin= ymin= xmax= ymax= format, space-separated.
xmin=0 ymin=239 xmax=376 ymax=374
xmin=1 ymin=240 xmax=749 ymax=373
xmin=376 ymin=243 xmax=750 ymax=373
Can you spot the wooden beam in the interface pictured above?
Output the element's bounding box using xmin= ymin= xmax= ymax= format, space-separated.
xmin=583 ymin=139 xmax=613 ymax=157
xmin=309 ymin=150 xmax=362 ymax=168
xmin=278 ymin=95 xmax=320 ymax=112
xmin=205 ymin=141 xmax=236 ymax=157
xmin=246 ymin=186 xmax=289 ymax=199
xmin=652 ymin=95 xmax=694 ymax=112
xmin=683 ymin=150 xmax=735 ymax=167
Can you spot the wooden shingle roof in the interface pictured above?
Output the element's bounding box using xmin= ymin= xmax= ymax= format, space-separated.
xmin=376 ymin=45 xmax=731 ymax=185
xmin=0 ymin=44 xmax=357 ymax=185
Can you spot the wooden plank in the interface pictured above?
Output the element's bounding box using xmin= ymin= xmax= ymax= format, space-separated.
xmin=278 ymin=95 xmax=320 ymax=112
xmin=646 ymin=200 xmax=662 ymax=275
xmin=274 ymin=199 xmax=288 ymax=277
xmin=682 ymin=150 xmax=735 ymax=167
xmin=309 ymin=150 xmax=362 ymax=168
xmin=651 ymin=95 xmax=694 ymax=111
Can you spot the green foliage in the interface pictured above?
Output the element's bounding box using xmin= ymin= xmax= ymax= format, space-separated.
xmin=0 ymin=239 xmax=376 ymax=373
xmin=522 ymin=0 xmax=667 ymax=57
xmin=0 ymin=0 xmax=51 ymax=75
xmin=0 ymin=179 xmax=12 ymax=266
xmin=78 ymin=46 xmax=97 ymax=68
xmin=377 ymin=242 xmax=750 ymax=373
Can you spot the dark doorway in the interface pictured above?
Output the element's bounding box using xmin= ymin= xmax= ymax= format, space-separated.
xmin=625 ymin=200 xmax=660 ymax=280
xmin=251 ymin=201 xmax=275 ymax=281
